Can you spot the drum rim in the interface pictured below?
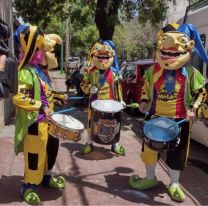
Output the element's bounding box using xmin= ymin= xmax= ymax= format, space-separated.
xmin=51 ymin=114 xmax=84 ymax=132
xmin=91 ymin=99 xmax=124 ymax=113
xmin=143 ymin=136 xmax=180 ymax=151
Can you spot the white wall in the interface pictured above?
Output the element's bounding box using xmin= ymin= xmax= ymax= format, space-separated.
xmin=165 ymin=0 xmax=189 ymax=24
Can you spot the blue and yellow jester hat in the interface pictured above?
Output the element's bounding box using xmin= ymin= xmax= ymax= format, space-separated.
xmin=158 ymin=23 xmax=208 ymax=64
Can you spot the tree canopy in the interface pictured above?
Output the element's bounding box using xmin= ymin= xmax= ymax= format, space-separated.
xmin=13 ymin=0 xmax=186 ymax=59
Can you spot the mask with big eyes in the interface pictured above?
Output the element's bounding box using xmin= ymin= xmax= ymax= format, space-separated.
xmin=91 ymin=42 xmax=115 ymax=70
xmin=156 ymin=32 xmax=195 ymax=70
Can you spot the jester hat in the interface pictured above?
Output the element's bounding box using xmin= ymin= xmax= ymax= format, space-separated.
xmin=158 ymin=23 xmax=208 ymax=64
xmin=14 ymin=25 xmax=44 ymax=70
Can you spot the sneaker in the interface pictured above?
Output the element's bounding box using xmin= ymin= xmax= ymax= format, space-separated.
xmin=111 ymin=144 xmax=125 ymax=156
xmin=20 ymin=184 xmax=40 ymax=205
xmin=129 ymin=175 xmax=158 ymax=190
xmin=168 ymin=183 xmax=185 ymax=202
xmin=82 ymin=143 xmax=94 ymax=155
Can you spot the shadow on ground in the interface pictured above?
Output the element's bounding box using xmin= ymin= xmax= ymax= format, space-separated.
xmin=61 ymin=142 xmax=114 ymax=160
xmin=64 ymin=166 xmax=169 ymax=205
xmin=0 ymin=175 xmax=64 ymax=204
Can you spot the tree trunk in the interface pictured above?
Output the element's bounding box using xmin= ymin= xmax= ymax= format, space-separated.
xmin=95 ymin=0 xmax=121 ymax=40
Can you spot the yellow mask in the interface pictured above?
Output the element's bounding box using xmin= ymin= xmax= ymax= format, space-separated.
xmin=156 ymin=32 xmax=195 ymax=70
xmin=89 ymin=42 xmax=115 ymax=70
xmin=41 ymin=34 xmax=62 ymax=70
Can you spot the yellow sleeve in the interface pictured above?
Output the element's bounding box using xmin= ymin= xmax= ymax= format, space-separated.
xmin=140 ymin=71 xmax=150 ymax=102
xmin=80 ymin=69 xmax=91 ymax=95
xmin=13 ymin=83 xmax=42 ymax=111
xmin=113 ymin=74 xmax=123 ymax=101
xmin=51 ymin=89 xmax=66 ymax=101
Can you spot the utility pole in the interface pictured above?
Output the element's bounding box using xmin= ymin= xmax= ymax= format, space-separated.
xmin=65 ymin=0 xmax=70 ymax=75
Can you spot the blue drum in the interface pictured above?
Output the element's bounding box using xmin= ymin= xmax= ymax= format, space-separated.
xmin=143 ymin=117 xmax=181 ymax=151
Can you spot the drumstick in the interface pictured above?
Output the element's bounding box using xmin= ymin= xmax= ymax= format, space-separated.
xmin=168 ymin=119 xmax=187 ymax=129
xmin=54 ymin=107 xmax=76 ymax=114
xmin=126 ymin=103 xmax=139 ymax=108
xmin=68 ymin=96 xmax=84 ymax=100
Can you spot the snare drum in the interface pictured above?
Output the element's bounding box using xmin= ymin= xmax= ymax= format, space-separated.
xmin=91 ymin=99 xmax=124 ymax=145
xmin=143 ymin=117 xmax=180 ymax=151
xmin=49 ymin=114 xmax=84 ymax=142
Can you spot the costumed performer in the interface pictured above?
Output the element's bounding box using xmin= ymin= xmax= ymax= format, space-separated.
xmin=80 ymin=39 xmax=126 ymax=156
xmin=13 ymin=25 xmax=67 ymax=205
xmin=129 ymin=23 xmax=208 ymax=202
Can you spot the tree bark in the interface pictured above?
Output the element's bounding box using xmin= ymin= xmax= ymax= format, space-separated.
xmin=95 ymin=0 xmax=121 ymax=40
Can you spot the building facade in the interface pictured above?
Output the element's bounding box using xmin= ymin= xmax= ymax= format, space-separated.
xmin=165 ymin=0 xmax=189 ymax=24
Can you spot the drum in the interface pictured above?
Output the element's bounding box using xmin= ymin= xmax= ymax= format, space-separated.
xmin=143 ymin=117 xmax=181 ymax=151
xmin=49 ymin=114 xmax=84 ymax=142
xmin=91 ymin=99 xmax=124 ymax=145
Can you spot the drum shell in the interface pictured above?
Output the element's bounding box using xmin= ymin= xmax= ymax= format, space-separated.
xmin=48 ymin=116 xmax=83 ymax=142
xmin=142 ymin=132 xmax=180 ymax=151
xmin=91 ymin=109 xmax=121 ymax=145
xmin=142 ymin=117 xmax=181 ymax=151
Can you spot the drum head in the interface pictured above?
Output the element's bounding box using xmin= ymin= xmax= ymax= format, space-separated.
xmin=143 ymin=117 xmax=180 ymax=142
xmin=51 ymin=114 xmax=84 ymax=131
xmin=91 ymin=100 xmax=124 ymax=113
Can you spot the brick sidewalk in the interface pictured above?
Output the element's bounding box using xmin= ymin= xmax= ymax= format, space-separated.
xmin=0 ymin=69 xmax=206 ymax=205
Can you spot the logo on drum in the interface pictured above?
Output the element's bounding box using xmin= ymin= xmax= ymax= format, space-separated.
xmin=93 ymin=118 xmax=120 ymax=143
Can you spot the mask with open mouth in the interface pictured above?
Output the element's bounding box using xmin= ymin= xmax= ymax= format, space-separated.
xmin=90 ymin=42 xmax=115 ymax=70
xmin=156 ymin=32 xmax=195 ymax=70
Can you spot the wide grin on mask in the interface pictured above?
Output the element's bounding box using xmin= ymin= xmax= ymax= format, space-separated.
xmin=91 ymin=43 xmax=115 ymax=69
xmin=159 ymin=49 xmax=187 ymax=60
xmin=94 ymin=54 xmax=113 ymax=62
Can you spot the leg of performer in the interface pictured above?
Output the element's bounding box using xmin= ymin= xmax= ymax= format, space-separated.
xmin=166 ymin=121 xmax=190 ymax=202
xmin=41 ymin=134 xmax=65 ymax=189
xmin=82 ymin=107 xmax=94 ymax=154
xmin=129 ymin=144 xmax=158 ymax=190
xmin=21 ymin=121 xmax=48 ymax=205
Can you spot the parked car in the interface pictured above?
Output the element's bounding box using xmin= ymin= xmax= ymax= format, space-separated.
xmin=67 ymin=56 xmax=80 ymax=69
xmin=121 ymin=59 xmax=154 ymax=115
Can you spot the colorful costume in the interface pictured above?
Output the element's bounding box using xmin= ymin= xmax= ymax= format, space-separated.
xmin=13 ymin=25 xmax=66 ymax=205
xmin=80 ymin=40 xmax=125 ymax=155
xmin=129 ymin=23 xmax=208 ymax=202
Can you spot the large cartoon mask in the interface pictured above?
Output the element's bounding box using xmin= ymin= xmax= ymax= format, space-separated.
xmin=89 ymin=42 xmax=115 ymax=70
xmin=156 ymin=23 xmax=195 ymax=70
xmin=41 ymin=34 xmax=62 ymax=70
xmin=156 ymin=23 xmax=208 ymax=70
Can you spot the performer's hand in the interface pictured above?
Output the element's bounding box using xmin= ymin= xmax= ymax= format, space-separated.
xmin=63 ymin=94 xmax=68 ymax=104
xmin=44 ymin=106 xmax=53 ymax=118
xmin=120 ymin=100 xmax=126 ymax=107
xmin=90 ymin=86 xmax=98 ymax=94
xmin=186 ymin=109 xmax=196 ymax=121
xmin=0 ymin=55 xmax=6 ymax=71
xmin=139 ymin=101 xmax=147 ymax=114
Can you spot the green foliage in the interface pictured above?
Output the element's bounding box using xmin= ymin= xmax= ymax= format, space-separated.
xmin=13 ymin=0 xmax=184 ymax=60
xmin=13 ymin=0 xmax=67 ymax=29
xmin=113 ymin=20 xmax=157 ymax=61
